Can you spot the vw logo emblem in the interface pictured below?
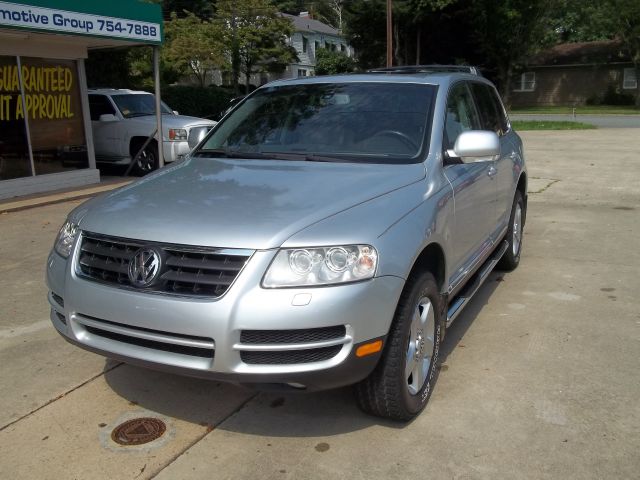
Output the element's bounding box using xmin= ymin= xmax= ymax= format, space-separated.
xmin=128 ymin=248 xmax=161 ymax=287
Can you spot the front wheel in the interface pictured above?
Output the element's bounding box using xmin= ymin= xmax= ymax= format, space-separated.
xmin=355 ymin=271 xmax=443 ymax=421
xmin=133 ymin=141 xmax=159 ymax=176
xmin=497 ymin=190 xmax=525 ymax=271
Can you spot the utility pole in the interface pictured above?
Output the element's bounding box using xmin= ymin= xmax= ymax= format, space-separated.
xmin=386 ymin=0 xmax=393 ymax=67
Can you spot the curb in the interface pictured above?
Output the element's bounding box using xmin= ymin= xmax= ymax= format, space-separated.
xmin=0 ymin=180 xmax=132 ymax=214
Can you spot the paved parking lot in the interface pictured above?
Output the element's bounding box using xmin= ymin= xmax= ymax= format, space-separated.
xmin=1 ymin=129 xmax=638 ymax=479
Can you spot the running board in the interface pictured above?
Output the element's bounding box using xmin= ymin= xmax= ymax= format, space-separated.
xmin=446 ymin=240 xmax=509 ymax=328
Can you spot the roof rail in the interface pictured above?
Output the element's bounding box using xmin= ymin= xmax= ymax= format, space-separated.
xmin=367 ymin=65 xmax=481 ymax=76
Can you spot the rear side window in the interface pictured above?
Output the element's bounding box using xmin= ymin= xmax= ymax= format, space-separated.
xmin=471 ymin=83 xmax=509 ymax=135
xmin=88 ymin=95 xmax=115 ymax=121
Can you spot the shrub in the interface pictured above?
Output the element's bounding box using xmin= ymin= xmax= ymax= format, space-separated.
xmin=588 ymin=85 xmax=635 ymax=106
xmin=315 ymin=49 xmax=356 ymax=75
xmin=161 ymin=85 xmax=234 ymax=120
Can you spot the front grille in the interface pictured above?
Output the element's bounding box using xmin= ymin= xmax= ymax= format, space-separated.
xmin=79 ymin=315 xmax=215 ymax=359
xmin=240 ymin=346 xmax=342 ymax=365
xmin=55 ymin=311 xmax=67 ymax=325
xmin=240 ymin=326 xmax=346 ymax=344
xmin=77 ymin=233 xmax=251 ymax=298
xmin=51 ymin=292 xmax=64 ymax=308
xmin=85 ymin=326 xmax=215 ymax=358
xmin=188 ymin=126 xmax=212 ymax=149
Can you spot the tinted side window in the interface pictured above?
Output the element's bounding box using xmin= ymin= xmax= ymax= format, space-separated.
xmin=88 ymin=95 xmax=115 ymax=121
xmin=444 ymin=82 xmax=480 ymax=150
xmin=471 ymin=83 xmax=508 ymax=135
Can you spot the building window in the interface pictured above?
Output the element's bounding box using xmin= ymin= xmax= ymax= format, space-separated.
xmin=297 ymin=69 xmax=308 ymax=77
xmin=315 ymin=41 xmax=320 ymax=52
xmin=302 ymin=36 xmax=308 ymax=53
xmin=0 ymin=55 xmax=88 ymax=181
xmin=623 ymin=68 xmax=638 ymax=89
xmin=340 ymin=44 xmax=346 ymax=53
xmin=514 ymin=72 xmax=536 ymax=92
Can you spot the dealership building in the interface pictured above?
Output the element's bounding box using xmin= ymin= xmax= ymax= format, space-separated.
xmin=0 ymin=0 xmax=163 ymax=200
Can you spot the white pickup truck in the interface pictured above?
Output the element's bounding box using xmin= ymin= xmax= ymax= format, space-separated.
xmin=88 ymin=89 xmax=216 ymax=175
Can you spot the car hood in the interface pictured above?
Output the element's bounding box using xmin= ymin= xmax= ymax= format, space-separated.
xmin=128 ymin=115 xmax=215 ymax=129
xmin=74 ymin=157 xmax=425 ymax=250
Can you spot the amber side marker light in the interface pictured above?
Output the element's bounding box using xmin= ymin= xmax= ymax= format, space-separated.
xmin=356 ymin=340 xmax=383 ymax=357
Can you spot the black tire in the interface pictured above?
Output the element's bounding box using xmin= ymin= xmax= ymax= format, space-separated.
xmin=355 ymin=271 xmax=444 ymax=421
xmin=497 ymin=190 xmax=525 ymax=271
xmin=132 ymin=140 xmax=159 ymax=176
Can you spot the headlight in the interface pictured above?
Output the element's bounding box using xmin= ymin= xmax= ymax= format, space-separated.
xmin=168 ymin=128 xmax=188 ymax=141
xmin=54 ymin=221 xmax=79 ymax=258
xmin=263 ymin=245 xmax=378 ymax=288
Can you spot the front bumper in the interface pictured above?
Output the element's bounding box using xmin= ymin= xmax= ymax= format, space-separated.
xmin=46 ymin=244 xmax=404 ymax=391
xmin=162 ymin=140 xmax=190 ymax=163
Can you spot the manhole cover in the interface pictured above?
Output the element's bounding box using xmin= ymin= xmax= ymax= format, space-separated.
xmin=111 ymin=417 xmax=166 ymax=446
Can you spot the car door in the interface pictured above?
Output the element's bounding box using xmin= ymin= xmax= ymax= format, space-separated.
xmin=442 ymin=81 xmax=498 ymax=291
xmin=88 ymin=95 xmax=122 ymax=159
xmin=469 ymin=82 xmax=517 ymax=237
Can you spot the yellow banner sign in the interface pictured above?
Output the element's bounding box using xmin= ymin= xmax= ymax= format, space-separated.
xmin=0 ymin=64 xmax=75 ymax=121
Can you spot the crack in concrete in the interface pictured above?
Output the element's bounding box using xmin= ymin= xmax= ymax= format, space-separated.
xmin=529 ymin=177 xmax=561 ymax=194
xmin=0 ymin=362 xmax=123 ymax=432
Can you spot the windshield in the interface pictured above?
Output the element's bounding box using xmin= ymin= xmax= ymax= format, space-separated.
xmin=111 ymin=94 xmax=173 ymax=118
xmin=195 ymin=82 xmax=435 ymax=163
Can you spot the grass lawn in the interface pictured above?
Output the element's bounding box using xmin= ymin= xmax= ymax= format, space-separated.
xmin=510 ymin=105 xmax=640 ymax=115
xmin=511 ymin=120 xmax=597 ymax=130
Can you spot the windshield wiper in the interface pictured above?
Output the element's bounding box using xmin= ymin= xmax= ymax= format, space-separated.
xmin=126 ymin=112 xmax=155 ymax=118
xmin=193 ymin=149 xmax=357 ymax=163
xmin=192 ymin=148 xmax=270 ymax=159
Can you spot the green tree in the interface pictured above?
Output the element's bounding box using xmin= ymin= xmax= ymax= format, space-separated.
xmin=470 ymin=0 xmax=556 ymax=105
xmin=163 ymin=11 xmax=227 ymax=87
xmin=344 ymin=0 xmax=386 ymax=69
xmin=85 ymin=49 xmax=131 ymax=88
xmin=345 ymin=0 xmax=458 ymax=69
xmin=314 ymin=48 xmax=356 ymax=74
xmin=160 ymin=0 xmax=216 ymax=19
xmin=216 ymin=0 xmax=298 ymax=94
xmin=606 ymin=0 xmax=640 ymax=105
xmin=127 ymin=46 xmax=181 ymax=90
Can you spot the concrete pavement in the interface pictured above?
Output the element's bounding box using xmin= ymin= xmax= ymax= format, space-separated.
xmin=1 ymin=129 xmax=639 ymax=479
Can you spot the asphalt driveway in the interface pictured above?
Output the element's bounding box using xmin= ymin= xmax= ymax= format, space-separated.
xmin=1 ymin=129 xmax=638 ymax=479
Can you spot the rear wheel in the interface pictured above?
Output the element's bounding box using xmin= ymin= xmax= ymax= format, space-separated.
xmin=132 ymin=140 xmax=158 ymax=176
xmin=497 ymin=190 xmax=525 ymax=271
xmin=356 ymin=271 xmax=443 ymax=421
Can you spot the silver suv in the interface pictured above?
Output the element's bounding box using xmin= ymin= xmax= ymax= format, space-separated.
xmin=47 ymin=67 xmax=526 ymax=421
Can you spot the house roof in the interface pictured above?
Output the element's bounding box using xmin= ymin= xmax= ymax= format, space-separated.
xmin=282 ymin=13 xmax=340 ymax=36
xmin=529 ymin=39 xmax=631 ymax=66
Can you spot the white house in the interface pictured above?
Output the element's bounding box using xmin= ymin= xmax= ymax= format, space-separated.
xmin=283 ymin=12 xmax=354 ymax=78
xmin=199 ymin=12 xmax=354 ymax=89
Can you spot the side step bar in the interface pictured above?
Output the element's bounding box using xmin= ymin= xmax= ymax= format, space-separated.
xmin=446 ymin=240 xmax=509 ymax=328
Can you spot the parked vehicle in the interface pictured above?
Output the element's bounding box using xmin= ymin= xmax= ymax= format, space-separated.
xmin=88 ymin=89 xmax=216 ymax=175
xmin=48 ymin=67 xmax=527 ymax=421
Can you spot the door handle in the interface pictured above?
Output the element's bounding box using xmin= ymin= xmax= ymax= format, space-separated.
xmin=487 ymin=165 xmax=497 ymax=178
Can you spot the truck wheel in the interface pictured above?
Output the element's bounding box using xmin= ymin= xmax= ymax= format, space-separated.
xmin=356 ymin=271 xmax=443 ymax=421
xmin=497 ymin=190 xmax=525 ymax=271
xmin=133 ymin=141 xmax=158 ymax=176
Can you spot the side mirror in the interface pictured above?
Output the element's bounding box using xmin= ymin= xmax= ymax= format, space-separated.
xmin=99 ymin=114 xmax=119 ymax=122
xmin=447 ymin=130 xmax=500 ymax=162
xmin=173 ymin=110 xmax=179 ymax=115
